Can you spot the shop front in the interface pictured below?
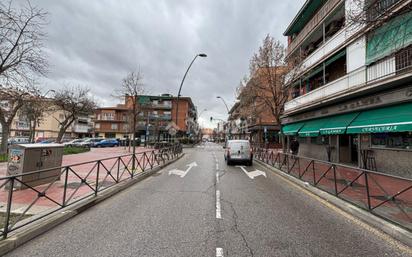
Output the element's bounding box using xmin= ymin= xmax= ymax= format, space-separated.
xmin=282 ymin=101 xmax=412 ymax=178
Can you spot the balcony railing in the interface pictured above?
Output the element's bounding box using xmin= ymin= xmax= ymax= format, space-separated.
xmin=152 ymin=103 xmax=172 ymax=109
xmin=285 ymin=67 xmax=366 ymax=111
xmin=287 ymin=0 xmax=343 ymax=57
xmin=73 ymin=124 xmax=92 ymax=133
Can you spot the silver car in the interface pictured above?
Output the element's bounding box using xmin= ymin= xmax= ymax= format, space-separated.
xmin=224 ymin=140 xmax=253 ymax=166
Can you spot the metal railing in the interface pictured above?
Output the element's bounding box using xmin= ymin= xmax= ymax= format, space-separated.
xmin=0 ymin=145 xmax=182 ymax=239
xmin=254 ymin=148 xmax=412 ymax=231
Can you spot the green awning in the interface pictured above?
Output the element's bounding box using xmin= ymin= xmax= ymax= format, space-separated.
xmin=282 ymin=122 xmax=304 ymax=136
xmin=347 ymin=102 xmax=412 ymax=134
xmin=320 ymin=112 xmax=360 ymax=135
xmin=325 ymin=49 xmax=346 ymax=67
xmin=366 ymin=11 xmax=412 ymax=64
xmin=298 ymin=118 xmax=326 ymax=137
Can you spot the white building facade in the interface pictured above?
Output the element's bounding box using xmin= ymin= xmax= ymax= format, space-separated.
xmin=282 ymin=0 xmax=412 ymax=177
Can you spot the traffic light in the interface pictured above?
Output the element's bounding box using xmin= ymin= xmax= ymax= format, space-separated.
xmin=210 ymin=117 xmax=213 ymax=122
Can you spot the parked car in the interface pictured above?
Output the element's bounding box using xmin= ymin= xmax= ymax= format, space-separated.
xmin=224 ymin=140 xmax=253 ymax=166
xmin=79 ymin=138 xmax=103 ymax=148
xmin=8 ymin=137 xmax=30 ymax=145
xmin=63 ymin=139 xmax=84 ymax=147
xmin=39 ymin=139 xmax=56 ymax=144
xmin=94 ymin=139 xmax=119 ymax=148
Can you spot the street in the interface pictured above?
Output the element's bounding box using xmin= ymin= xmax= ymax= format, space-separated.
xmin=4 ymin=142 xmax=412 ymax=257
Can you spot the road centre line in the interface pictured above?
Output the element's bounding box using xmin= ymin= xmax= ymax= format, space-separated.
xmin=216 ymin=247 xmax=224 ymax=257
xmin=216 ymin=190 xmax=222 ymax=219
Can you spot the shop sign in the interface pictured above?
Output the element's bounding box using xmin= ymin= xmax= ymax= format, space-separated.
xmin=360 ymin=125 xmax=398 ymax=133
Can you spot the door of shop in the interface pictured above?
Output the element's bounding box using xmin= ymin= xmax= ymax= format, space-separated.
xmin=339 ymin=134 xmax=358 ymax=166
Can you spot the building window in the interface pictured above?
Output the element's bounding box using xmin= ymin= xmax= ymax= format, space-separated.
xmin=371 ymin=132 xmax=412 ymax=150
xmin=111 ymin=124 xmax=118 ymax=130
xmin=105 ymin=133 xmax=115 ymax=138
xmin=95 ymin=123 xmax=100 ymax=129
xmin=59 ymin=114 xmax=65 ymax=120
xmin=103 ymin=113 xmax=114 ymax=120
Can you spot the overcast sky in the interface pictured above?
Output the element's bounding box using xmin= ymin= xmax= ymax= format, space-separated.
xmin=25 ymin=0 xmax=305 ymax=128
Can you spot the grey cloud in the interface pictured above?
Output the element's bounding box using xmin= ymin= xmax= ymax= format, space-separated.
xmin=26 ymin=0 xmax=305 ymax=127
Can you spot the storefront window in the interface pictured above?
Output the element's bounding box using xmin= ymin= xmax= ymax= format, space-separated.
xmin=298 ymin=137 xmax=307 ymax=144
xmin=371 ymin=132 xmax=412 ymax=149
xmin=310 ymin=136 xmax=324 ymax=145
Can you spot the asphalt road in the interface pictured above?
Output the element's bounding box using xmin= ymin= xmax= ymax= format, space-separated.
xmin=4 ymin=142 xmax=412 ymax=257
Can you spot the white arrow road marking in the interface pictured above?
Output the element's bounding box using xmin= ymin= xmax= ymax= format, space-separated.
xmin=168 ymin=162 xmax=198 ymax=178
xmin=236 ymin=166 xmax=267 ymax=179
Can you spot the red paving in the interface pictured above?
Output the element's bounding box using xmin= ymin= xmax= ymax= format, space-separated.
xmin=257 ymin=149 xmax=412 ymax=231
xmin=0 ymin=147 xmax=165 ymax=223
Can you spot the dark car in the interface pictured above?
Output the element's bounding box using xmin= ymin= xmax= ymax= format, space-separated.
xmin=94 ymin=139 xmax=119 ymax=147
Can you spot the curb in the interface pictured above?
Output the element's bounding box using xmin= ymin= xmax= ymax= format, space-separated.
xmin=255 ymin=159 xmax=412 ymax=249
xmin=0 ymin=154 xmax=184 ymax=256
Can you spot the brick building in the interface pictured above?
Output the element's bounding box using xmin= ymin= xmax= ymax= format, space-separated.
xmin=227 ymin=67 xmax=286 ymax=148
xmin=94 ymin=94 xmax=198 ymax=142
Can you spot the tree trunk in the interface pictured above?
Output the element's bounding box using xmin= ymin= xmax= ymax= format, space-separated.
xmin=29 ymin=119 xmax=37 ymax=143
xmin=56 ymin=119 xmax=74 ymax=143
xmin=1 ymin=124 xmax=10 ymax=155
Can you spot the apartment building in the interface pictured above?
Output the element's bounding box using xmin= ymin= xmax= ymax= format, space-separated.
xmin=9 ymin=108 xmax=93 ymax=140
xmin=282 ymin=0 xmax=412 ymax=177
xmin=94 ymin=94 xmax=198 ymax=141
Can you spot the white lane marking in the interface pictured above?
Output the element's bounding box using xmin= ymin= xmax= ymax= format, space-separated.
xmin=216 ymin=172 xmax=219 ymax=183
xmin=216 ymin=162 xmax=219 ymax=170
xmin=168 ymin=162 xmax=198 ymax=178
xmin=236 ymin=166 xmax=267 ymax=179
xmin=216 ymin=248 xmax=224 ymax=257
xmin=216 ymin=190 xmax=222 ymax=219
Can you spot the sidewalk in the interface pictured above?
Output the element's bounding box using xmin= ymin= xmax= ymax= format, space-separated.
xmin=0 ymin=147 xmax=152 ymax=217
xmin=257 ymin=150 xmax=412 ymax=231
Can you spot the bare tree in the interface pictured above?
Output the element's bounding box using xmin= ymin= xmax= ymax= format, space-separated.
xmin=115 ymin=71 xmax=145 ymax=153
xmin=0 ymin=1 xmax=48 ymax=153
xmin=19 ymin=96 xmax=52 ymax=142
xmin=346 ymin=0 xmax=412 ymax=27
xmin=53 ymin=87 xmax=96 ymax=143
xmin=248 ymin=35 xmax=288 ymax=126
xmin=0 ymin=0 xmax=48 ymax=85
xmin=0 ymin=86 xmax=39 ymax=153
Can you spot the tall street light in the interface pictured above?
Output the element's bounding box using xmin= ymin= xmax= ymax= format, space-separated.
xmin=175 ymin=53 xmax=207 ymax=131
xmin=199 ymin=108 xmax=207 ymax=117
xmin=216 ymin=96 xmax=230 ymax=113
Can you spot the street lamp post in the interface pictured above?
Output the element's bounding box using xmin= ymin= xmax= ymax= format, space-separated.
xmin=175 ymin=53 xmax=207 ymax=139
xmin=216 ymin=96 xmax=230 ymax=113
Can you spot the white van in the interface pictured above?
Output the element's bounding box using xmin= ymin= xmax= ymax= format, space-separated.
xmin=224 ymin=140 xmax=253 ymax=166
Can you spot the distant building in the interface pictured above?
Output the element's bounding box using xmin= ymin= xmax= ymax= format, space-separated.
xmin=282 ymin=0 xmax=412 ymax=177
xmin=94 ymin=94 xmax=199 ymax=141
xmin=227 ymin=67 xmax=286 ymax=148
xmin=8 ymin=104 xmax=93 ymax=140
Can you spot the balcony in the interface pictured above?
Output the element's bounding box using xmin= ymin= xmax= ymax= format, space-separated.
xmin=73 ymin=124 xmax=92 ymax=133
xmin=285 ymin=67 xmax=366 ymax=112
xmin=152 ymin=103 xmax=172 ymax=109
xmin=287 ymin=0 xmax=343 ymax=57
xmin=286 ymin=23 xmax=365 ymax=85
